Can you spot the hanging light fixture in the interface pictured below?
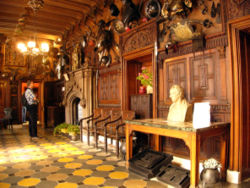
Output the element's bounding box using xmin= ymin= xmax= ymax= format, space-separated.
xmin=15 ymin=0 xmax=47 ymax=56
xmin=17 ymin=40 xmax=50 ymax=56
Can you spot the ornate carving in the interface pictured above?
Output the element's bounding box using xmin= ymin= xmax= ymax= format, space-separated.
xmin=63 ymin=85 xmax=73 ymax=105
xmin=4 ymin=41 xmax=25 ymax=67
xmin=211 ymin=104 xmax=231 ymax=113
xmin=120 ymin=21 xmax=157 ymax=55
xmin=233 ymin=0 xmax=248 ymax=5
xmin=158 ymin=34 xmax=228 ymax=62
xmin=226 ymin=0 xmax=250 ymax=20
xmin=190 ymin=53 xmax=216 ymax=101
xmin=217 ymin=46 xmax=226 ymax=58
xmin=123 ymin=28 xmax=154 ymax=54
xmin=199 ymin=64 xmax=208 ymax=89
xmin=99 ymin=63 xmax=121 ymax=74
xmin=173 ymin=67 xmax=180 ymax=84
xmin=98 ymin=66 xmax=121 ymax=105
xmin=164 ymin=59 xmax=187 ymax=103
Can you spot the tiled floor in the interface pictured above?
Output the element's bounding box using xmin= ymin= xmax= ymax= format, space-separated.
xmin=0 ymin=125 xmax=249 ymax=188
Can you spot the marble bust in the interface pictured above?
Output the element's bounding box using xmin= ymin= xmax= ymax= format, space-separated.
xmin=167 ymin=85 xmax=193 ymax=122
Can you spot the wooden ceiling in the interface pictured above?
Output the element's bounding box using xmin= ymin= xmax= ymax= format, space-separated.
xmin=0 ymin=0 xmax=101 ymax=41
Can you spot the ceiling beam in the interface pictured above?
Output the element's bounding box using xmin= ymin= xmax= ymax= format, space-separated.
xmin=0 ymin=13 xmax=71 ymax=30
xmin=69 ymin=0 xmax=100 ymax=7
xmin=0 ymin=27 xmax=60 ymax=40
xmin=0 ymin=19 xmax=66 ymax=32
xmin=0 ymin=5 xmax=79 ymax=27
xmin=0 ymin=23 xmax=63 ymax=36
xmin=44 ymin=0 xmax=91 ymax=12
xmin=0 ymin=10 xmax=76 ymax=26
xmin=0 ymin=1 xmax=84 ymax=19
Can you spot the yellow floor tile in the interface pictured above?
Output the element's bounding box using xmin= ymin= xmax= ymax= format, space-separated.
xmin=83 ymin=177 xmax=105 ymax=185
xmin=109 ymin=171 xmax=129 ymax=179
xmin=18 ymin=178 xmax=41 ymax=186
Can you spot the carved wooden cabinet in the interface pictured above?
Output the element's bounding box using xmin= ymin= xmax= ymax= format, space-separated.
xmin=130 ymin=94 xmax=152 ymax=119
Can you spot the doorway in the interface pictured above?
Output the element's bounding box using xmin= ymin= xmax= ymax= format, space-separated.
xmin=21 ymin=82 xmax=42 ymax=125
xmin=228 ymin=15 xmax=250 ymax=181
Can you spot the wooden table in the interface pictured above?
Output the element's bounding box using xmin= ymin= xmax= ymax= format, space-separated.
xmin=125 ymin=119 xmax=230 ymax=188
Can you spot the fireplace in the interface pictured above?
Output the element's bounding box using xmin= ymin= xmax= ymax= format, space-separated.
xmin=64 ymin=67 xmax=96 ymax=124
xmin=72 ymin=97 xmax=84 ymax=125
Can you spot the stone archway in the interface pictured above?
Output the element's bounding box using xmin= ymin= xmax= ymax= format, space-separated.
xmin=63 ymin=68 xmax=96 ymax=125
xmin=65 ymin=92 xmax=83 ymax=125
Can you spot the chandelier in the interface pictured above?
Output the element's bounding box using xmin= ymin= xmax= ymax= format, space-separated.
xmin=17 ymin=40 xmax=50 ymax=56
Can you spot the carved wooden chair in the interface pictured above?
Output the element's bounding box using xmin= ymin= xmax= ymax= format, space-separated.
xmin=104 ymin=110 xmax=135 ymax=157
xmin=94 ymin=108 xmax=112 ymax=148
xmin=79 ymin=108 xmax=102 ymax=145
xmin=103 ymin=109 xmax=123 ymax=153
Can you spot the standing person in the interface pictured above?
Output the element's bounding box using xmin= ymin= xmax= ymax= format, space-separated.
xmin=25 ymin=80 xmax=39 ymax=140
xmin=21 ymin=93 xmax=27 ymax=124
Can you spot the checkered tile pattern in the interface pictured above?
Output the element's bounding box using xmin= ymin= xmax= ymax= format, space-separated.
xmin=0 ymin=125 xmax=167 ymax=188
xmin=1 ymin=125 xmax=248 ymax=188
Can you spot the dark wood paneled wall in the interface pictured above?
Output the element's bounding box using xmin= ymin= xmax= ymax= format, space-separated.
xmin=0 ymin=80 xmax=7 ymax=119
xmin=98 ymin=63 xmax=122 ymax=108
xmin=157 ymin=48 xmax=231 ymax=158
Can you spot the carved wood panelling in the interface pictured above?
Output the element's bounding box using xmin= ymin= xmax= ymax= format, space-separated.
xmin=158 ymin=34 xmax=228 ymax=62
xmin=120 ymin=20 xmax=157 ymax=56
xmin=98 ymin=63 xmax=121 ymax=107
xmin=130 ymin=94 xmax=152 ymax=119
xmin=226 ymin=0 xmax=250 ymax=20
xmin=163 ymin=59 xmax=187 ymax=104
xmin=190 ymin=53 xmax=217 ymax=102
xmin=157 ymin=48 xmax=231 ymax=158
xmin=4 ymin=41 xmax=25 ymax=67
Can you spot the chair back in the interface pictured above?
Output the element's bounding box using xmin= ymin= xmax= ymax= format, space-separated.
xmin=122 ymin=110 xmax=135 ymax=121
xmin=94 ymin=108 xmax=102 ymax=117
xmin=111 ymin=109 xmax=122 ymax=121
xmin=101 ymin=108 xmax=112 ymax=118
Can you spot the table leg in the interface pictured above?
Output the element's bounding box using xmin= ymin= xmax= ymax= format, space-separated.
xmin=220 ymin=133 xmax=227 ymax=179
xmin=126 ymin=124 xmax=133 ymax=167
xmin=154 ymin=135 xmax=160 ymax=151
xmin=190 ymin=134 xmax=200 ymax=187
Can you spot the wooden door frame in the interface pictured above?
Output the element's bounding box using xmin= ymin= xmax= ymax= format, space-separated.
xmin=121 ymin=47 xmax=157 ymax=117
xmin=228 ymin=15 xmax=250 ymax=179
